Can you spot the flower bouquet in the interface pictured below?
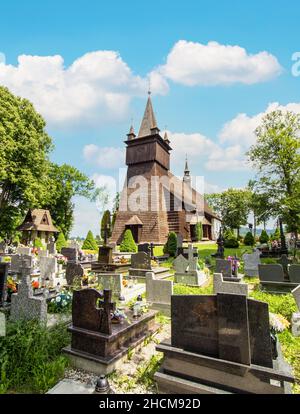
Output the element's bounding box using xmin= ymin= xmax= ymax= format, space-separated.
xmin=48 ymin=290 xmax=72 ymax=313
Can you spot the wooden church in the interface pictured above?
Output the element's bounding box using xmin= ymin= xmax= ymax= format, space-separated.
xmin=111 ymin=95 xmax=221 ymax=245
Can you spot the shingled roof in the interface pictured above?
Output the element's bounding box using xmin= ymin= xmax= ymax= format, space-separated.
xmin=137 ymin=95 xmax=158 ymax=138
xmin=17 ymin=209 xmax=59 ymax=233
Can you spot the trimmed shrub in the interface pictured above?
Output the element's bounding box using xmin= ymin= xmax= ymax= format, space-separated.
xmin=163 ymin=232 xmax=177 ymax=257
xmin=244 ymin=231 xmax=255 ymax=246
xmin=101 ymin=210 xmax=112 ymax=240
xmin=271 ymin=227 xmax=280 ymax=241
xmin=259 ymin=229 xmax=269 ymax=244
xmin=82 ymin=230 xmax=98 ymax=251
xmin=56 ymin=232 xmax=67 ymax=253
xmin=120 ymin=229 xmax=137 ymax=252
xmin=223 ymin=229 xmax=239 ymax=248
xmin=196 ymin=222 xmax=203 ymax=242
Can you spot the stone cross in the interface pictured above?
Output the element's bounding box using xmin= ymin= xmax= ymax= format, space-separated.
xmin=10 ymin=260 xmax=47 ymax=323
xmin=98 ymin=290 xmax=115 ymax=335
xmin=183 ymin=244 xmax=195 ymax=262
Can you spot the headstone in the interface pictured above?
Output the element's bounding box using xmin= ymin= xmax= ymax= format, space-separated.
xmin=0 ymin=263 xmax=9 ymax=305
xmin=146 ymin=272 xmax=173 ymax=315
xmin=171 ymin=293 xmax=273 ymax=368
xmin=215 ymin=259 xmax=232 ymax=279
xmin=131 ymin=252 xmax=151 ymax=270
xmin=65 ymin=262 xmax=84 ymax=285
xmin=258 ymin=264 xmax=285 ymax=282
xmin=288 ymin=265 xmax=300 ymax=283
xmin=242 ymin=250 xmax=261 ymax=277
xmin=47 ymin=236 xmax=57 ymax=255
xmin=61 ymin=247 xmax=78 ymax=262
xmin=146 ymin=272 xmax=173 ymax=305
xmin=10 ymin=262 xmax=47 ymax=323
xmin=138 ymin=243 xmax=150 ymax=254
xmin=39 ymin=256 xmax=58 ymax=284
xmin=10 ymin=254 xmax=33 ymax=274
xmin=16 ymin=246 xmax=31 ymax=255
xmin=98 ymin=246 xmax=113 ymax=264
xmin=38 ymin=250 xmax=48 ymax=258
xmin=213 ymin=273 xmax=248 ymax=296
xmin=72 ymin=289 xmax=115 ymax=335
xmin=97 ymin=273 xmax=123 ymax=295
xmin=173 ymin=254 xmax=188 ymax=274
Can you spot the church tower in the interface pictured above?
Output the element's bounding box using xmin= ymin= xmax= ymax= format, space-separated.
xmin=183 ymin=155 xmax=191 ymax=187
xmin=110 ymin=94 xmax=172 ymax=244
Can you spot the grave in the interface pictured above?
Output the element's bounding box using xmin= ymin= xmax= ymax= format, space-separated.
xmin=39 ymin=256 xmax=58 ymax=286
xmin=97 ymin=273 xmax=145 ymax=303
xmin=47 ymin=236 xmax=57 ymax=255
xmin=291 ymin=285 xmax=300 ymax=337
xmin=10 ymin=254 xmax=33 ymax=274
xmin=146 ymin=272 xmax=173 ymax=316
xmin=173 ymin=249 xmax=206 ymax=287
xmin=258 ymin=263 xmax=300 ymax=293
xmin=213 ymin=273 xmax=248 ymax=296
xmin=0 ymin=263 xmax=9 ymax=305
xmin=16 ymin=246 xmax=31 ymax=255
xmin=63 ymin=289 xmax=158 ymax=374
xmin=61 ymin=247 xmax=78 ymax=263
xmin=154 ymin=293 xmax=294 ymax=394
xmin=92 ymin=245 xmax=130 ymax=274
xmin=10 ymin=261 xmax=47 ymax=324
xmin=215 ymin=258 xmax=242 ymax=282
xmin=129 ymin=251 xmax=170 ymax=279
xmin=242 ymin=249 xmax=261 ymax=277
xmin=65 ymin=262 xmax=84 ymax=286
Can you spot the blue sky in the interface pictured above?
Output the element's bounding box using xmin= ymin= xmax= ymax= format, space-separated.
xmin=1 ymin=0 xmax=300 ymax=236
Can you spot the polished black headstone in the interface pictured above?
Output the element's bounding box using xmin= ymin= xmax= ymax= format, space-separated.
xmin=171 ymin=295 xmax=219 ymax=357
xmin=247 ymin=299 xmax=273 ymax=368
xmin=217 ymin=293 xmax=251 ymax=365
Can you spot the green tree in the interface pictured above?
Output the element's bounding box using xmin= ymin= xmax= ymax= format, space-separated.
xmin=82 ymin=230 xmax=98 ymax=251
xmin=163 ymin=232 xmax=178 ymax=257
xmin=120 ymin=229 xmax=137 ymax=252
xmin=43 ymin=164 xmax=97 ymax=238
xmin=33 ymin=237 xmax=44 ymax=249
xmin=0 ymin=86 xmax=52 ymax=238
xmin=247 ymin=110 xmax=300 ymax=238
xmin=206 ymin=189 xmax=251 ymax=237
xmin=223 ymin=229 xmax=239 ymax=248
xmin=101 ymin=210 xmax=112 ymax=240
xmin=270 ymin=227 xmax=280 ymax=241
xmin=56 ymin=232 xmax=67 ymax=253
xmin=244 ymin=231 xmax=255 ymax=246
xmin=259 ymin=229 xmax=269 ymax=244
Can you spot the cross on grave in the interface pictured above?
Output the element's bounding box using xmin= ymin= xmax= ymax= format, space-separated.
xmin=277 ymin=254 xmax=292 ymax=280
xmin=183 ymin=244 xmax=195 ymax=262
xmin=97 ymin=289 xmax=115 ymax=335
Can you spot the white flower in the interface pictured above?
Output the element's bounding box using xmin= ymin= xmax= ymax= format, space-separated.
xmin=56 ymin=296 xmax=61 ymax=303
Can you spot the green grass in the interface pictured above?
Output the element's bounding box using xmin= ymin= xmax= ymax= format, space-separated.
xmin=278 ymin=331 xmax=300 ymax=393
xmin=0 ymin=320 xmax=70 ymax=394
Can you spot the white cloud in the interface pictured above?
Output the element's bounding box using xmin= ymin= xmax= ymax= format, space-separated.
xmin=71 ymin=196 xmax=101 ymax=238
xmin=0 ymin=51 xmax=166 ymax=128
xmin=83 ymin=144 xmax=125 ymax=168
xmin=219 ymin=102 xmax=300 ymax=146
xmin=155 ymin=40 xmax=282 ymax=86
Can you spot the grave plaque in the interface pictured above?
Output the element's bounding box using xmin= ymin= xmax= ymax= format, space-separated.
xmin=171 ymin=295 xmax=219 ymax=357
xmin=288 ymin=265 xmax=300 ymax=283
xmin=61 ymin=247 xmax=78 ymax=262
xmin=65 ymin=262 xmax=84 ymax=285
xmin=217 ymin=293 xmax=251 ymax=365
xmin=131 ymin=252 xmax=151 ymax=270
xmin=247 ymin=299 xmax=273 ymax=368
xmin=258 ymin=264 xmax=284 ymax=282
xmin=215 ymin=259 xmax=232 ymax=279
xmin=98 ymin=246 xmax=113 ymax=264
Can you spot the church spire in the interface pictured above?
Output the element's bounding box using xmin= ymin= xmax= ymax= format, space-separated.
xmin=183 ymin=155 xmax=191 ymax=186
xmin=137 ymin=92 xmax=159 ymax=138
xmin=127 ymin=124 xmax=136 ymax=140
xmin=164 ymin=131 xmax=170 ymax=144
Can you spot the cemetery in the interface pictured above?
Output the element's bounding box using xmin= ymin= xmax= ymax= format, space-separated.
xmin=1 ymin=19 xmax=300 ymax=396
